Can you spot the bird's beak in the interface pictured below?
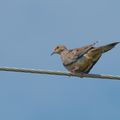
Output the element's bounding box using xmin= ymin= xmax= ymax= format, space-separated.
xmin=50 ymin=52 xmax=55 ymax=56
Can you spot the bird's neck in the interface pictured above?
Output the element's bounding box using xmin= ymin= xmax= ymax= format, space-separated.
xmin=60 ymin=49 xmax=69 ymax=55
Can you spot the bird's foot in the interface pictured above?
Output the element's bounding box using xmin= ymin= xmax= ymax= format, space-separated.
xmin=70 ymin=66 xmax=79 ymax=75
xmin=78 ymin=72 xmax=86 ymax=78
xmin=70 ymin=70 xmax=76 ymax=75
xmin=70 ymin=70 xmax=86 ymax=78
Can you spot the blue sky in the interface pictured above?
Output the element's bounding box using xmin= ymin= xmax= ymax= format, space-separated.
xmin=0 ymin=0 xmax=120 ymax=120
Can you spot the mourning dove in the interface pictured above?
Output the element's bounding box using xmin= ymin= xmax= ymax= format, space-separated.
xmin=51 ymin=42 xmax=119 ymax=74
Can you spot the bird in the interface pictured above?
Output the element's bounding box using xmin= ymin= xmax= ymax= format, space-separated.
xmin=51 ymin=42 xmax=119 ymax=75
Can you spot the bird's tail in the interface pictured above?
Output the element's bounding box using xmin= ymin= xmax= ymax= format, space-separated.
xmin=99 ymin=42 xmax=119 ymax=53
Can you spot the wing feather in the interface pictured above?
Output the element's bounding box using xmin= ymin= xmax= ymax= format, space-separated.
xmin=63 ymin=43 xmax=95 ymax=66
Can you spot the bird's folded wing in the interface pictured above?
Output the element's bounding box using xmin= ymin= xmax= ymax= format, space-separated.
xmin=63 ymin=44 xmax=95 ymax=66
xmin=74 ymin=44 xmax=95 ymax=58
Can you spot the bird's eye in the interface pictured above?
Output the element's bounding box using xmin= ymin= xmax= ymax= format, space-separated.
xmin=56 ymin=46 xmax=59 ymax=49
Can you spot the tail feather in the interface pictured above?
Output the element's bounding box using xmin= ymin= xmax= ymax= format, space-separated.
xmin=99 ymin=42 xmax=120 ymax=53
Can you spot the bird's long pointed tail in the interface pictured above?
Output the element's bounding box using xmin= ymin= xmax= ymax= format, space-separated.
xmin=99 ymin=42 xmax=120 ymax=53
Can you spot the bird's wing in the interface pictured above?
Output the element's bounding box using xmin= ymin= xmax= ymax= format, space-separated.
xmin=72 ymin=44 xmax=95 ymax=58
xmin=83 ymin=56 xmax=101 ymax=73
xmin=63 ymin=43 xmax=95 ymax=66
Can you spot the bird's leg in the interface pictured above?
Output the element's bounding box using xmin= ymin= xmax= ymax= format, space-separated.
xmin=70 ymin=67 xmax=86 ymax=78
xmin=79 ymin=72 xmax=86 ymax=78
xmin=73 ymin=72 xmax=86 ymax=78
xmin=70 ymin=66 xmax=79 ymax=75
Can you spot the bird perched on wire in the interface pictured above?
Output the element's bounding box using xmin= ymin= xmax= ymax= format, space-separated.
xmin=51 ymin=42 xmax=119 ymax=75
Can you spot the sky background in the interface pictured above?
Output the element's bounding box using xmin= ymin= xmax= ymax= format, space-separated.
xmin=0 ymin=0 xmax=120 ymax=120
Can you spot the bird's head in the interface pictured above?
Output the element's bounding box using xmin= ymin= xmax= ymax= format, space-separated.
xmin=51 ymin=45 xmax=67 ymax=55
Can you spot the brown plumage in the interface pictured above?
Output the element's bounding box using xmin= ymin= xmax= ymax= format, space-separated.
xmin=51 ymin=42 xmax=119 ymax=74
